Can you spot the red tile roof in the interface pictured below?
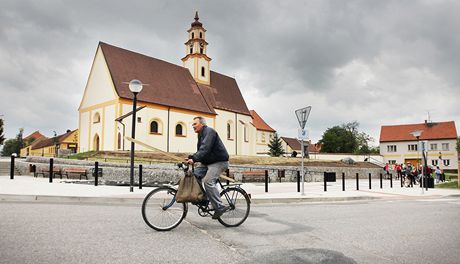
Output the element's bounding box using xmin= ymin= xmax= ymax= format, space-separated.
xmin=31 ymin=130 xmax=77 ymax=150
xmin=23 ymin=131 xmax=46 ymax=143
xmin=281 ymin=137 xmax=321 ymax=152
xmin=99 ymin=42 xmax=251 ymax=116
xmin=198 ymin=72 xmax=251 ymax=115
xmin=249 ymin=110 xmax=275 ymax=132
xmin=379 ymin=121 xmax=457 ymax=142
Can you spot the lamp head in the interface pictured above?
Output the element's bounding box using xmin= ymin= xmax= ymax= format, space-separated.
xmin=128 ymin=79 xmax=143 ymax=93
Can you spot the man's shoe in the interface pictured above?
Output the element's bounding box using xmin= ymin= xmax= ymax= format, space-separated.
xmin=212 ymin=206 xmax=230 ymax=219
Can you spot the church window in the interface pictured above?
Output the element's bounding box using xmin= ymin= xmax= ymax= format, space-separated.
xmin=175 ymin=123 xmax=185 ymax=136
xmin=189 ymin=44 xmax=193 ymax=54
xmin=244 ymin=124 xmax=248 ymax=142
xmin=93 ymin=112 xmax=101 ymax=123
xmin=137 ymin=117 xmax=142 ymax=123
xmin=150 ymin=121 xmax=159 ymax=133
xmin=200 ymin=43 xmax=204 ymax=54
xmin=191 ymin=32 xmax=194 ymax=39
xmin=201 ymin=67 xmax=205 ymax=77
xmin=200 ymin=32 xmax=202 ymax=38
xmin=227 ymin=122 xmax=233 ymax=140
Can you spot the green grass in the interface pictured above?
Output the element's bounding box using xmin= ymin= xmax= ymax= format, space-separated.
xmin=67 ymin=151 xmax=98 ymax=160
xmin=436 ymin=181 xmax=459 ymax=189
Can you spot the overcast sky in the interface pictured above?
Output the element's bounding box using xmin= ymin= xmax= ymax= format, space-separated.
xmin=1 ymin=0 xmax=459 ymax=146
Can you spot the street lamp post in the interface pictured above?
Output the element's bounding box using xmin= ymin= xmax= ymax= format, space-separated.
xmin=128 ymin=80 xmax=143 ymax=192
xmin=410 ymin=130 xmax=423 ymax=194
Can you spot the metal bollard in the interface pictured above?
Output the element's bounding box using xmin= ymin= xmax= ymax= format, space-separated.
xmin=342 ymin=172 xmax=345 ymax=191
xmin=264 ymin=170 xmax=269 ymax=193
xmin=297 ymin=171 xmax=300 ymax=192
xmin=390 ymin=173 xmax=393 ymax=188
xmin=356 ymin=173 xmax=359 ymax=190
xmin=94 ymin=161 xmax=99 ymax=186
xmin=139 ymin=164 xmax=143 ymax=189
xmin=226 ymin=169 xmax=230 ymax=186
xmin=369 ymin=173 xmax=372 ymax=189
xmin=49 ymin=158 xmax=53 ymax=183
xmin=323 ymin=172 xmax=327 ymax=192
xmin=400 ymin=174 xmax=403 ymax=188
xmin=380 ymin=173 xmax=383 ymax=189
xmin=10 ymin=154 xmax=15 ymax=180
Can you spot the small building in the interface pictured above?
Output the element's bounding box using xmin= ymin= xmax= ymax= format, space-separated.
xmin=379 ymin=121 xmax=458 ymax=170
xmin=250 ymin=110 xmax=276 ymax=155
xmin=28 ymin=129 xmax=79 ymax=157
xmin=280 ymin=137 xmax=320 ymax=157
xmin=20 ymin=131 xmax=47 ymax=157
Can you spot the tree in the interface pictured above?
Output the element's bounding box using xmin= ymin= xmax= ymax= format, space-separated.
xmin=457 ymin=137 xmax=460 ymax=153
xmin=0 ymin=118 xmax=4 ymax=145
xmin=318 ymin=126 xmax=356 ymax=153
xmin=318 ymin=121 xmax=374 ymax=154
xmin=1 ymin=128 xmax=24 ymax=156
xmin=268 ymin=133 xmax=284 ymax=157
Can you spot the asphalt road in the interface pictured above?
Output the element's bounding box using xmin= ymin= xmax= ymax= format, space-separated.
xmin=1 ymin=197 xmax=459 ymax=264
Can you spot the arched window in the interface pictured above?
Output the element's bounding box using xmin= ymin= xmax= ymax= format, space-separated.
xmin=175 ymin=124 xmax=184 ymax=136
xmin=189 ymin=44 xmax=193 ymax=54
xmin=244 ymin=124 xmax=248 ymax=142
xmin=93 ymin=112 xmax=101 ymax=123
xmin=227 ymin=123 xmax=231 ymax=139
xmin=150 ymin=121 xmax=158 ymax=133
xmin=199 ymin=32 xmax=203 ymax=38
xmin=117 ymin=133 xmax=121 ymax=150
xmin=201 ymin=67 xmax=205 ymax=77
xmin=191 ymin=32 xmax=194 ymax=39
xmin=227 ymin=121 xmax=233 ymax=140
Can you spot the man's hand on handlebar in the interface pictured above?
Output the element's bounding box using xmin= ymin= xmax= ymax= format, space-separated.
xmin=186 ymin=158 xmax=194 ymax=165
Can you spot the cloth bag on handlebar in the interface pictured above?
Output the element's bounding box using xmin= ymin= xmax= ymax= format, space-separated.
xmin=176 ymin=170 xmax=204 ymax=203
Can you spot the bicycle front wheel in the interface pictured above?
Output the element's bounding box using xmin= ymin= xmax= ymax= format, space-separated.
xmin=218 ymin=187 xmax=250 ymax=227
xmin=141 ymin=186 xmax=187 ymax=231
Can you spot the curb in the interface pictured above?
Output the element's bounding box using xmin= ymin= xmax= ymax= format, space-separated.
xmin=0 ymin=194 xmax=143 ymax=205
xmin=0 ymin=193 xmax=383 ymax=205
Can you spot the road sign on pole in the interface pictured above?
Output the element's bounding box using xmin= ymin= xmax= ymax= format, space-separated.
xmin=295 ymin=106 xmax=311 ymax=130
xmin=298 ymin=128 xmax=308 ymax=140
xmin=295 ymin=106 xmax=312 ymax=196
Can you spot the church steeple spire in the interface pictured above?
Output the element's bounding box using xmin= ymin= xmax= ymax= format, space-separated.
xmin=182 ymin=12 xmax=211 ymax=85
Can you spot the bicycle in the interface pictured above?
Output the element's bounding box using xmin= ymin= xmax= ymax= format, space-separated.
xmin=141 ymin=163 xmax=251 ymax=231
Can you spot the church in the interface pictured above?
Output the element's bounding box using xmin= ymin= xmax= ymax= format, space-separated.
xmin=78 ymin=13 xmax=275 ymax=155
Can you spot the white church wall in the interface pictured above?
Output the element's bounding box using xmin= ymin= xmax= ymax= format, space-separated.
xmin=103 ymin=105 xmax=116 ymax=150
xmin=79 ymin=112 xmax=90 ymax=152
xmin=79 ymin=47 xmax=118 ymax=109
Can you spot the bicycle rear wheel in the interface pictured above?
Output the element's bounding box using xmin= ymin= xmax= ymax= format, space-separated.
xmin=218 ymin=187 xmax=250 ymax=227
xmin=142 ymin=186 xmax=187 ymax=231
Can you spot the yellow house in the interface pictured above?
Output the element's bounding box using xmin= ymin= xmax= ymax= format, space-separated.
xmin=20 ymin=131 xmax=47 ymax=157
xmin=27 ymin=130 xmax=79 ymax=157
xmin=78 ymin=13 xmax=274 ymax=155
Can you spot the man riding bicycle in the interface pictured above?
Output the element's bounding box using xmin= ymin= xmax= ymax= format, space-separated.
xmin=186 ymin=116 xmax=230 ymax=219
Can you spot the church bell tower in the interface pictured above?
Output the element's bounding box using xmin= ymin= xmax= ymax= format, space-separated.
xmin=182 ymin=12 xmax=211 ymax=85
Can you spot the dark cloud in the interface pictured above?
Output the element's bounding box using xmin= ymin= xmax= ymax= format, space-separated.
xmin=0 ymin=0 xmax=459 ymax=143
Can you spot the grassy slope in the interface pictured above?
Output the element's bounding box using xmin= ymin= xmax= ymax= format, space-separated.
xmin=68 ymin=151 xmax=380 ymax=167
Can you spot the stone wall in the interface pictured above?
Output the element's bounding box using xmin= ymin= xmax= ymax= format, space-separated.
xmin=15 ymin=157 xmax=385 ymax=184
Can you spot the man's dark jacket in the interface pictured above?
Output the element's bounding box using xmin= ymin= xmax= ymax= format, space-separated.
xmin=190 ymin=126 xmax=229 ymax=165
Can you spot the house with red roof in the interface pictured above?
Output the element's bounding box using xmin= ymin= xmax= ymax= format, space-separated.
xmin=250 ymin=110 xmax=276 ymax=155
xmin=78 ymin=13 xmax=274 ymax=155
xmin=280 ymin=137 xmax=321 ymax=157
xmin=379 ymin=121 xmax=458 ymax=170
xmin=20 ymin=131 xmax=47 ymax=157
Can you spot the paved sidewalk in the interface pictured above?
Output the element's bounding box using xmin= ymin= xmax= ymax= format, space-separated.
xmin=1 ymin=175 xmax=459 ymax=204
